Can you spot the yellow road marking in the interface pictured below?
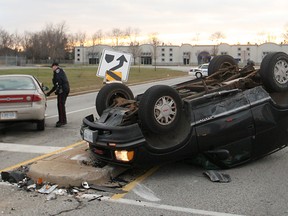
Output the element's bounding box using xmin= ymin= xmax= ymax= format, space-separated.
xmin=111 ymin=165 xmax=160 ymax=200
xmin=0 ymin=140 xmax=86 ymax=172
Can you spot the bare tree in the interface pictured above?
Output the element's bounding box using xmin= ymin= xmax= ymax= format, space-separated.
xmin=75 ymin=31 xmax=86 ymax=46
xmin=0 ymin=27 xmax=14 ymax=55
xmin=20 ymin=22 xmax=69 ymax=63
xmin=149 ymin=32 xmax=161 ymax=71
xmin=92 ymin=30 xmax=104 ymax=45
xmin=209 ymin=31 xmax=225 ymax=56
xmin=25 ymin=32 xmax=42 ymax=62
xmin=129 ymin=42 xmax=142 ymax=65
xmin=125 ymin=27 xmax=141 ymax=65
xmin=110 ymin=28 xmax=125 ymax=46
xmin=42 ymin=22 xmax=69 ymax=62
xmin=125 ymin=27 xmax=140 ymax=44
xmin=209 ymin=31 xmax=225 ymax=44
xmin=66 ymin=33 xmax=78 ymax=59
xmin=12 ymin=31 xmax=23 ymax=53
xmin=21 ymin=31 xmax=33 ymax=61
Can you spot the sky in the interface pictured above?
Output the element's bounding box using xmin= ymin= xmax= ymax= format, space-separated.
xmin=1 ymin=0 xmax=288 ymax=45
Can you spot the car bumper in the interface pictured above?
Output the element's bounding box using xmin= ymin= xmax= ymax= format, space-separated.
xmin=0 ymin=104 xmax=45 ymax=122
xmin=81 ymin=114 xmax=151 ymax=167
xmin=80 ymin=114 xmax=196 ymax=167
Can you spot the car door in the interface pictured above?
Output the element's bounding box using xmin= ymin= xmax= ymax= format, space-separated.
xmin=245 ymin=86 xmax=288 ymax=158
xmin=192 ymin=91 xmax=255 ymax=166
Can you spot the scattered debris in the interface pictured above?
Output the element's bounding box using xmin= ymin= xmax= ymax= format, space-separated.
xmin=203 ymin=170 xmax=231 ymax=183
xmin=38 ymin=184 xmax=58 ymax=194
xmin=1 ymin=171 xmax=26 ymax=183
xmin=26 ymin=184 xmax=37 ymax=191
xmin=82 ymin=181 xmax=126 ymax=194
xmin=46 ymin=192 xmax=57 ymax=201
xmin=81 ymin=157 xmax=107 ymax=168
xmin=87 ymin=195 xmax=104 ymax=202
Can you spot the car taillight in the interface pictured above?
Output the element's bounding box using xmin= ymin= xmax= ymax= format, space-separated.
xmin=31 ymin=94 xmax=42 ymax=102
xmin=0 ymin=94 xmax=42 ymax=103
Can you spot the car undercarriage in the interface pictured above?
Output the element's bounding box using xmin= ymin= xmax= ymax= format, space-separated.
xmin=81 ymin=52 xmax=288 ymax=168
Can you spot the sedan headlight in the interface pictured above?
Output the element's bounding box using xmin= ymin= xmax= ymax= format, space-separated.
xmin=114 ymin=150 xmax=134 ymax=162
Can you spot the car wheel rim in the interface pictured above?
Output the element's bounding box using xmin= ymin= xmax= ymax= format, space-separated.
xmin=274 ymin=60 xmax=288 ymax=84
xmin=154 ymin=96 xmax=177 ymax=125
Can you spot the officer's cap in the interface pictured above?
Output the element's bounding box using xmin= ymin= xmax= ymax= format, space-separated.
xmin=51 ymin=62 xmax=59 ymax=68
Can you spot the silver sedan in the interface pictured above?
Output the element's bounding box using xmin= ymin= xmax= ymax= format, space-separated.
xmin=0 ymin=74 xmax=47 ymax=131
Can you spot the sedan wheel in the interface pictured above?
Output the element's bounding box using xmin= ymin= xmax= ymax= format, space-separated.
xmin=37 ymin=119 xmax=45 ymax=131
xmin=195 ymin=72 xmax=202 ymax=79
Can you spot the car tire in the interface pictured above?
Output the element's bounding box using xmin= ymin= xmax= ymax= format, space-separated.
xmin=259 ymin=52 xmax=288 ymax=92
xmin=195 ymin=72 xmax=202 ymax=79
xmin=208 ymin=55 xmax=238 ymax=75
xmin=37 ymin=119 xmax=45 ymax=131
xmin=138 ymin=85 xmax=182 ymax=134
xmin=96 ymin=83 xmax=134 ymax=116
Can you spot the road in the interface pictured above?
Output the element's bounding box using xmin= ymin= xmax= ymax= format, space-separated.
xmin=1 ymin=75 xmax=288 ymax=216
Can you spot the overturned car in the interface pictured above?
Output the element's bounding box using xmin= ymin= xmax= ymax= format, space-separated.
xmin=81 ymin=52 xmax=288 ymax=168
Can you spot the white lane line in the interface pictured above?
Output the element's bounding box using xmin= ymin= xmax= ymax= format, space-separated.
xmin=0 ymin=143 xmax=62 ymax=154
xmin=45 ymin=106 xmax=95 ymax=119
xmin=82 ymin=194 xmax=245 ymax=216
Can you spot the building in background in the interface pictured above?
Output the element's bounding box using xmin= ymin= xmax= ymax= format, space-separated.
xmin=75 ymin=42 xmax=288 ymax=66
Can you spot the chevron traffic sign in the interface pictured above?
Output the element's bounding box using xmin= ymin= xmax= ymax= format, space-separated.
xmin=97 ymin=49 xmax=132 ymax=82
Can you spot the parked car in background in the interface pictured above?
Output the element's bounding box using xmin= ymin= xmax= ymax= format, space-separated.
xmin=0 ymin=74 xmax=48 ymax=131
xmin=189 ymin=63 xmax=209 ymax=78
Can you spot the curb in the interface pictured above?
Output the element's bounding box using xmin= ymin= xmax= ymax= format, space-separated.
xmin=27 ymin=143 xmax=128 ymax=187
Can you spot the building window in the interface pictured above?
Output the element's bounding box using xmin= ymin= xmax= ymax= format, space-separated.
xmin=238 ymin=47 xmax=241 ymax=51
xmin=169 ymin=48 xmax=173 ymax=52
xmin=169 ymin=53 xmax=173 ymax=57
xmin=77 ymin=49 xmax=80 ymax=52
xmin=162 ymin=48 xmax=165 ymax=52
xmin=162 ymin=58 xmax=165 ymax=62
xmin=77 ymin=58 xmax=80 ymax=61
xmin=238 ymin=53 xmax=241 ymax=56
xmin=170 ymin=58 xmax=173 ymax=62
xmin=247 ymin=48 xmax=250 ymax=51
xmin=77 ymin=54 xmax=80 ymax=57
xmin=162 ymin=53 xmax=165 ymax=57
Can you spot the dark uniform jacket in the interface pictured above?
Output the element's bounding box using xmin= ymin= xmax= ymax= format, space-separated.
xmin=49 ymin=67 xmax=70 ymax=95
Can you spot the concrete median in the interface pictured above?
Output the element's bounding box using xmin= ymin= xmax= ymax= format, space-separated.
xmin=27 ymin=143 xmax=128 ymax=187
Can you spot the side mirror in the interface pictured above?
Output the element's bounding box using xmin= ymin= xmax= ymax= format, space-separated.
xmin=42 ymin=86 xmax=49 ymax=91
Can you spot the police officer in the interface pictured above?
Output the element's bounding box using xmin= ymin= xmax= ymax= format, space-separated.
xmin=46 ymin=62 xmax=70 ymax=127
